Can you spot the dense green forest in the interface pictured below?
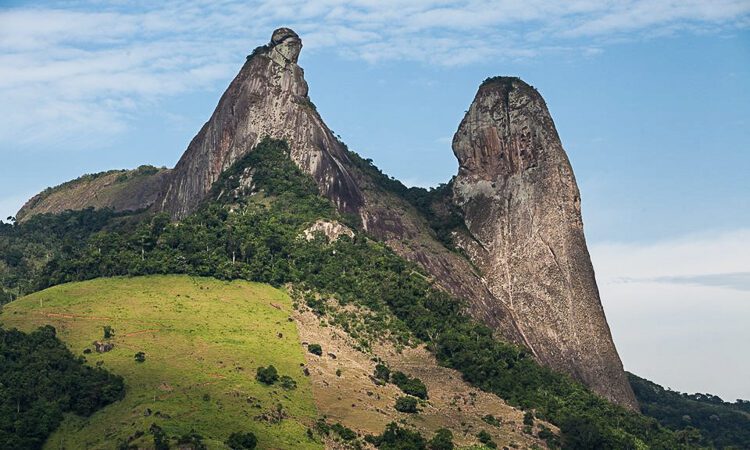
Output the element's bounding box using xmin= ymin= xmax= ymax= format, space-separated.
xmin=0 ymin=325 xmax=125 ymax=449
xmin=1 ymin=138 xmax=746 ymax=448
xmin=629 ymin=373 xmax=750 ymax=448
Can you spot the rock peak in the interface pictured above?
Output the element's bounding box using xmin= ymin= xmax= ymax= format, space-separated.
xmin=156 ymin=28 xmax=362 ymax=219
xmin=450 ymin=76 xmax=639 ymax=410
xmin=270 ymin=27 xmax=302 ymax=64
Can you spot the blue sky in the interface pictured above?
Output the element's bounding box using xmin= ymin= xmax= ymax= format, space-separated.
xmin=1 ymin=1 xmax=749 ymax=400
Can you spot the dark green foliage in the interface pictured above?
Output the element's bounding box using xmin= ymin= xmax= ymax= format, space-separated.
xmin=523 ymin=411 xmax=534 ymax=426
xmin=480 ymin=76 xmax=523 ymax=89
xmin=247 ymin=44 xmax=270 ymax=60
xmin=307 ymin=343 xmax=323 ymax=356
xmin=538 ymin=425 xmax=561 ymax=449
xmin=150 ymin=423 xmax=169 ymax=450
xmin=279 ymin=375 xmax=297 ymax=390
xmin=391 ymin=371 xmax=428 ymax=399
xmin=629 ymin=372 xmax=750 ymax=448
xmin=394 ymin=396 xmax=419 ymax=413
xmin=177 ymin=430 xmax=207 ymax=450
xmin=345 ymin=150 xmax=464 ymax=247
xmin=373 ymin=363 xmax=390 ymax=382
xmin=330 ymin=423 xmax=357 ymax=441
xmin=103 ymin=325 xmax=114 ymax=339
xmin=226 ymin=431 xmax=258 ymax=449
xmin=366 ymin=422 xmax=426 ymax=450
xmin=2 ymin=138 xmax=688 ymax=449
xmin=0 ymin=207 xmax=135 ymax=297
xmin=559 ymin=416 xmax=620 ymax=450
xmin=134 ymin=352 xmax=146 ymax=363
xmin=255 ymin=365 xmax=279 ymax=385
xmin=0 ymin=325 xmax=124 ymax=450
xmin=305 ymin=295 xmax=327 ymax=316
xmin=0 ymin=286 xmax=13 ymax=304
xmin=482 ymin=414 xmax=501 ymax=427
xmin=428 ymin=428 xmax=453 ymax=450
xmin=476 ymin=430 xmax=496 ymax=448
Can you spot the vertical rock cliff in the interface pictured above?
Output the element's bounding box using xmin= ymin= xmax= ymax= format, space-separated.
xmin=32 ymin=28 xmax=636 ymax=409
xmin=156 ymin=28 xmax=363 ymax=219
xmin=450 ymin=77 xmax=637 ymax=409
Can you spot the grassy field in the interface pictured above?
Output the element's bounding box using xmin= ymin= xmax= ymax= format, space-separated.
xmin=0 ymin=275 xmax=321 ymax=450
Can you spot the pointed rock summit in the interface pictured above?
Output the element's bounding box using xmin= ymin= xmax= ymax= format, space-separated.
xmin=16 ymin=30 xmax=638 ymax=411
xmin=450 ymin=77 xmax=638 ymax=409
xmin=157 ymin=28 xmax=363 ymax=219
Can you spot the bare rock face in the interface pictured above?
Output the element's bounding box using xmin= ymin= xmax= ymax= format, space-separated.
xmin=156 ymin=28 xmax=363 ymax=219
xmin=450 ymin=77 xmax=637 ymax=409
xmin=302 ymin=219 xmax=354 ymax=242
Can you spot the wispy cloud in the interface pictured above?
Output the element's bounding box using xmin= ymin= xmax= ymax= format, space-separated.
xmin=591 ymin=229 xmax=750 ymax=401
xmin=1 ymin=0 xmax=748 ymax=148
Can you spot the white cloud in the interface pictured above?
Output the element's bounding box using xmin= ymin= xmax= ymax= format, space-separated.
xmin=1 ymin=0 xmax=748 ymax=148
xmin=591 ymin=229 xmax=750 ymax=401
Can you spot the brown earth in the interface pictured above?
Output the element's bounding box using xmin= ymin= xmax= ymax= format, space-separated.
xmin=293 ymin=306 xmax=552 ymax=449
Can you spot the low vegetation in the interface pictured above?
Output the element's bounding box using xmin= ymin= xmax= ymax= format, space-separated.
xmin=0 ymin=276 xmax=320 ymax=449
xmin=629 ymin=372 xmax=750 ymax=448
xmin=0 ymin=138 xmax=714 ymax=448
xmin=391 ymin=371 xmax=428 ymax=399
xmin=395 ymin=396 xmax=419 ymax=413
xmin=0 ymin=325 xmax=124 ymax=450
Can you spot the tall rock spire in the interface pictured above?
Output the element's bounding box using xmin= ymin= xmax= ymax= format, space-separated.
xmin=451 ymin=77 xmax=638 ymax=409
xmin=157 ymin=28 xmax=363 ymax=219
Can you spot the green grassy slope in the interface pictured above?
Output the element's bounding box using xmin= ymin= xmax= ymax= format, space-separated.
xmin=0 ymin=275 xmax=321 ymax=450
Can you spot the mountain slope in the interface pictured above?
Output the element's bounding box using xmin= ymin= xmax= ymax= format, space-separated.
xmin=0 ymin=276 xmax=320 ymax=449
xmin=1 ymin=274 xmax=555 ymax=450
xmin=4 ymin=139 xmax=685 ymax=448
xmin=16 ymin=166 xmax=170 ymax=222
xmin=14 ymin=27 xmax=634 ymax=410
xmin=156 ymin=28 xmax=363 ymax=219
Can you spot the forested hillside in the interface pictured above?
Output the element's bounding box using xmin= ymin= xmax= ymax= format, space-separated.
xmin=0 ymin=325 xmax=124 ymax=449
xmin=629 ymin=373 xmax=750 ymax=448
xmin=0 ymin=138 xmax=700 ymax=449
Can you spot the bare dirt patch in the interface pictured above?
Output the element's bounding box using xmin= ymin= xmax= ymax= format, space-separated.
xmin=293 ymin=308 xmax=552 ymax=448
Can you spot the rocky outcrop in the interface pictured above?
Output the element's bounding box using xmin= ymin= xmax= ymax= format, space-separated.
xmin=303 ymin=220 xmax=354 ymax=242
xmin=17 ymin=29 xmax=636 ymax=410
xmin=16 ymin=166 xmax=170 ymax=222
xmin=156 ymin=28 xmax=363 ymax=219
xmin=450 ymin=77 xmax=637 ymax=409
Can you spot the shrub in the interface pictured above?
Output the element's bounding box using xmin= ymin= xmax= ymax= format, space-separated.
xmin=367 ymin=422 xmax=426 ymax=449
xmin=391 ymin=371 xmax=428 ymax=399
xmin=477 ymin=430 xmax=497 ymax=449
xmin=150 ymin=423 xmax=169 ymax=450
xmin=538 ymin=425 xmax=560 ymax=448
xmin=429 ymin=428 xmax=454 ymax=450
xmin=331 ymin=423 xmax=357 ymax=441
xmin=226 ymin=431 xmax=258 ymax=449
xmin=482 ymin=414 xmax=502 ymax=427
xmin=103 ymin=325 xmax=115 ymax=339
xmin=256 ymin=365 xmax=279 ymax=385
xmin=134 ymin=352 xmax=146 ymax=363
xmin=177 ymin=430 xmax=207 ymax=450
xmin=374 ymin=363 xmax=390 ymax=382
xmin=280 ymin=375 xmax=297 ymax=390
xmin=308 ymin=343 xmax=323 ymax=356
xmin=524 ymin=411 xmax=535 ymax=426
xmin=395 ymin=396 xmax=419 ymax=413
